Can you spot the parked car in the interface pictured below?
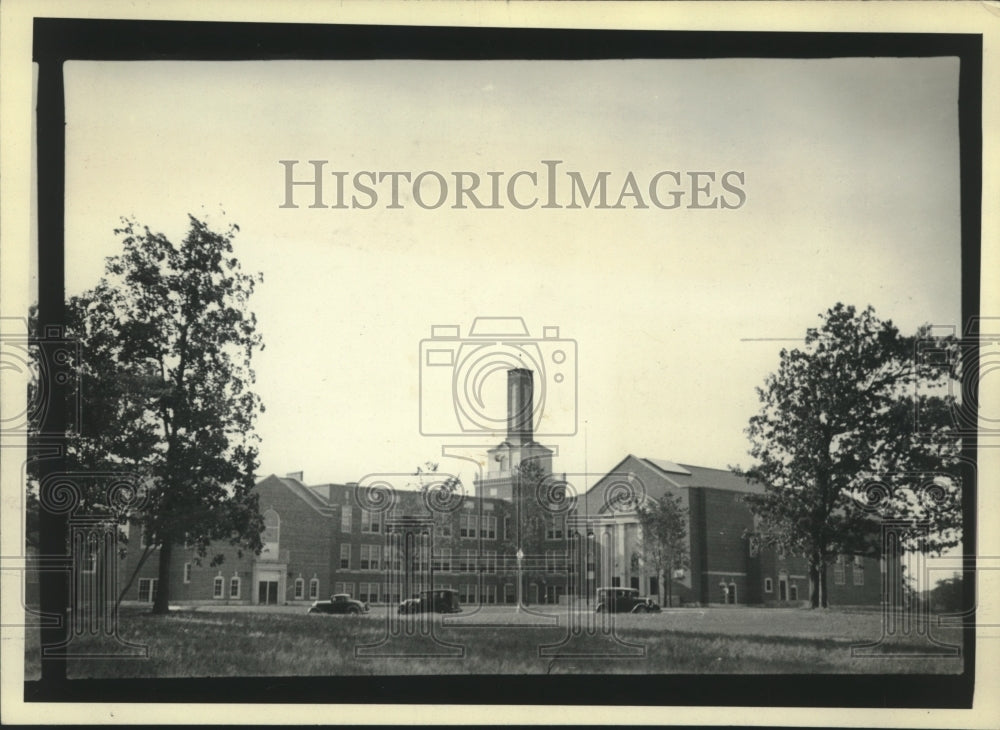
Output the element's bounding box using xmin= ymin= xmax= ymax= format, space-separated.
xmin=308 ymin=593 xmax=370 ymax=615
xmin=397 ymin=588 xmax=463 ymax=615
xmin=594 ymin=587 xmax=661 ymax=614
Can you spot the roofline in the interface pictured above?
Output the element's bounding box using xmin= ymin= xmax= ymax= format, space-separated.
xmin=256 ymin=474 xmax=337 ymax=517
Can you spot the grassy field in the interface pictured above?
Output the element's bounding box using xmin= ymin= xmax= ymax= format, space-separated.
xmin=23 ymin=605 xmax=964 ymax=678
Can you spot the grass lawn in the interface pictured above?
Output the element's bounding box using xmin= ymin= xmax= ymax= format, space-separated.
xmin=23 ymin=605 xmax=964 ymax=678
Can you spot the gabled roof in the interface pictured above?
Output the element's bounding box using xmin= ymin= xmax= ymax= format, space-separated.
xmin=256 ymin=474 xmax=339 ymax=516
xmin=583 ymin=454 xmax=763 ymax=510
xmin=668 ymin=462 xmax=763 ymax=494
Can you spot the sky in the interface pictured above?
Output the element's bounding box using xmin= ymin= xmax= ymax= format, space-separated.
xmin=58 ymin=57 xmax=962 ymax=494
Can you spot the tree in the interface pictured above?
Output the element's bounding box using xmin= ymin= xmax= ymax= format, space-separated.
xmin=64 ymin=215 xmax=266 ymax=614
xmin=635 ymin=493 xmax=690 ymax=607
xmin=501 ymin=460 xmax=565 ymax=605
xmin=928 ymin=573 xmax=963 ymax=613
xmin=736 ymin=304 xmax=961 ymax=608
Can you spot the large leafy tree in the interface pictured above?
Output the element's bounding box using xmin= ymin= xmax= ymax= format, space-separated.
xmin=635 ymin=493 xmax=689 ymax=607
xmin=500 ymin=460 xmax=566 ymax=605
xmin=65 ymin=215 xmax=266 ymax=613
xmin=737 ymin=303 xmax=961 ymax=608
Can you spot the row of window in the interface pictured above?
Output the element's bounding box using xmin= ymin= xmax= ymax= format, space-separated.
xmin=338 ymin=545 xmax=573 ymax=573
xmin=331 ymin=581 xmax=504 ymax=604
xmin=293 ymin=577 xmax=321 ymax=600
xmin=341 ymin=507 xmax=508 ymax=538
xmin=833 ymin=555 xmax=865 ymax=586
xmin=761 ymin=577 xmax=800 ymax=600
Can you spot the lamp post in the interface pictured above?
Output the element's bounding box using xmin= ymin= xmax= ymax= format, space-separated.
xmin=515 ymin=548 xmax=524 ymax=613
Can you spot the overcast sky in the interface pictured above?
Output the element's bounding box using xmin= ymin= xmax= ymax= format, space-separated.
xmin=60 ymin=57 xmax=962 ymax=494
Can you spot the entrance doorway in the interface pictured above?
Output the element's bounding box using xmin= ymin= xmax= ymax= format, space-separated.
xmin=778 ymin=578 xmax=788 ymax=601
xmin=258 ymin=580 xmax=279 ymax=605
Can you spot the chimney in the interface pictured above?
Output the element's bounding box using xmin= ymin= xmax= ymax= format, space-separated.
xmin=286 ymin=471 xmax=304 ymax=482
xmin=507 ymin=368 xmax=534 ymax=444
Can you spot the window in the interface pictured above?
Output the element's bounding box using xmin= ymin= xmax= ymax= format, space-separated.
xmin=361 ymin=510 xmax=382 ymax=533
xmin=503 ymin=517 xmax=510 ymax=540
xmin=483 ymin=584 xmax=497 ymax=604
xmin=388 ymin=547 xmax=403 ymax=571
xmin=460 ymin=514 xmax=477 ymax=538
xmin=764 ymin=577 xmax=773 ymax=593
xmin=138 ymin=578 xmax=158 ymax=603
xmin=359 ymin=582 xmax=379 ymax=603
xmin=360 ymin=544 xmax=381 ymax=570
xmin=482 ymin=515 xmax=496 ymax=539
xmin=546 ymin=517 xmax=564 ymax=540
xmin=341 ymin=506 xmax=353 ymax=532
xmin=309 ymin=577 xmax=319 ymax=600
xmin=459 ymin=584 xmax=477 ymax=604
xmin=834 ymin=555 xmax=846 ymax=585
xmin=334 ymin=581 xmax=354 ymax=598
xmin=183 ymin=562 xmax=192 ymax=584
xmin=230 ymin=575 xmax=241 ymax=599
xmin=213 ymin=576 xmax=224 ymax=599
xmin=434 ymin=547 xmax=452 ymax=573
xmin=853 ymin=555 xmax=865 ymax=586
xmin=436 ymin=522 xmax=452 ymax=538
xmin=484 ymin=551 xmax=497 ymax=574
xmin=294 ymin=577 xmax=305 ymax=599
xmin=411 ymin=544 xmax=430 ymax=573
xmin=262 ymin=509 xmax=280 ymax=552
xmin=790 ymin=584 xmax=798 ymax=600
xmin=545 ymin=550 xmax=564 ymax=573
xmin=340 ymin=544 xmax=352 ymax=569
xmin=748 ymin=535 xmax=760 ymax=558
xmin=463 ymin=549 xmax=476 ymax=572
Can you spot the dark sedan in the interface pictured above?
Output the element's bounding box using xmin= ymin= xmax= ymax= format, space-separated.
xmin=308 ymin=593 xmax=370 ymax=615
xmin=397 ymin=588 xmax=462 ymax=614
xmin=594 ymin=587 xmax=661 ymax=614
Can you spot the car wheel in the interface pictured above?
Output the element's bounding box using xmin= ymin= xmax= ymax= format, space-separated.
xmin=349 ymin=607 xmax=361 ymax=615
xmin=595 ymin=604 xmax=604 ymax=613
xmin=633 ymin=605 xmax=648 ymax=614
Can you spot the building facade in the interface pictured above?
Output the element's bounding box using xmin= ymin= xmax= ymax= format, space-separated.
xmin=121 ymin=369 xmax=886 ymax=609
xmin=579 ymin=454 xmax=885 ymax=606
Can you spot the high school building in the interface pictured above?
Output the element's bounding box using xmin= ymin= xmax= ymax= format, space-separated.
xmin=122 ymin=369 xmax=886 ymax=608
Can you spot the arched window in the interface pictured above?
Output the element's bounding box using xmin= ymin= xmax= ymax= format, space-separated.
xmin=213 ymin=575 xmax=224 ymax=599
xmin=262 ymin=509 xmax=280 ymax=555
xmin=728 ymin=582 xmax=738 ymax=604
xmin=294 ymin=577 xmax=304 ymax=599
xmin=764 ymin=577 xmax=773 ymax=594
xmin=309 ymin=577 xmax=319 ymax=600
xmin=230 ymin=574 xmax=241 ymax=599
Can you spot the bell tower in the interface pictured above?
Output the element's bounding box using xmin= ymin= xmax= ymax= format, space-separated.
xmin=478 ymin=369 xmax=553 ymax=500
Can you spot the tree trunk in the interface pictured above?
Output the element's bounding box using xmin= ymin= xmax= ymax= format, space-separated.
xmin=808 ymin=563 xmax=820 ymax=608
xmin=152 ymin=540 xmax=172 ymax=614
xmin=116 ymin=544 xmax=153 ymax=611
xmin=819 ymin=563 xmax=828 ymax=608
